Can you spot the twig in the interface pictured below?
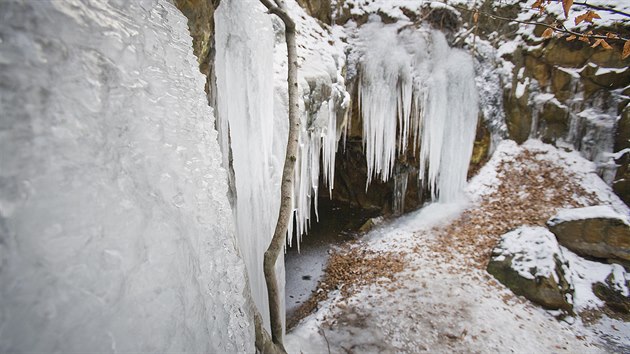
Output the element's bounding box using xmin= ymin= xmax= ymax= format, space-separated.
xmin=452 ymin=5 xmax=629 ymax=42
xmin=573 ymin=1 xmax=630 ymax=18
xmin=319 ymin=327 xmax=332 ymax=354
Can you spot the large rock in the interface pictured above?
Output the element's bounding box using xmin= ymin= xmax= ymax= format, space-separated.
xmin=547 ymin=206 xmax=630 ymax=264
xmin=488 ymin=227 xmax=573 ymax=311
xmin=590 ymin=265 xmax=630 ymax=315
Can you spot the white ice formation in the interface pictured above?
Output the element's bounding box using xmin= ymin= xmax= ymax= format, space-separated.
xmin=215 ymin=0 xmax=281 ymax=333
xmin=354 ymin=19 xmax=479 ymax=203
xmin=0 ymin=0 xmax=253 ymax=352
xmin=214 ymin=0 xmax=348 ymax=332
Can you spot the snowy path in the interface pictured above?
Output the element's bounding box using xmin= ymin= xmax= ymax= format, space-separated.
xmin=286 ymin=206 xmax=601 ymax=353
xmin=286 ymin=140 xmax=629 ymax=353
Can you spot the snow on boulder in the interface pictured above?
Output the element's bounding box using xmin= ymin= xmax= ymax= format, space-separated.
xmin=487 ymin=227 xmax=573 ymax=311
xmin=547 ymin=206 xmax=630 ymax=265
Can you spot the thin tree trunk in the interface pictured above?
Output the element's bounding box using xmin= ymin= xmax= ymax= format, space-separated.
xmin=258 ymin=0 xmax=298 ymax=351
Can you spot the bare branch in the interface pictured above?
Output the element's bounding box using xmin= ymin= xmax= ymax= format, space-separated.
xmin=260 ymin=0 xmax=296 ymax=30
xmin=572 ymin=1 xmax=630 ymax=18
xmin=452 ymin=5 xmax=629 ymax=42
xmin=259 ymin=0 xmax=299 ymax=351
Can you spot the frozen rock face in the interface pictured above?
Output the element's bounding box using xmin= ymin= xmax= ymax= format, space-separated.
xmin=0 ymin=0 xmax=253 ymax=352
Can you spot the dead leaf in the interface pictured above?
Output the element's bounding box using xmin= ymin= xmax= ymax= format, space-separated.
xmin=562 ymin=0 xmax=573 ymax=18
xmin=591 ymin=39 xmax=602 ymax=48
xmin=606 ymin=32 xmax=619 ymax=39
xmin=566 ymin=34 xmax=576 ymax=41
xmin=576 ymin=10 xmax=602 ymax=25
xmin=473 ymin=10 xmax=479 ymax=24
xmin=542 ymin=27 xmax=554 ymax=39
xmin=623 ymin=40 xmax=630 ymax=60
xmin=600 ymin=39 xmax=612 ymax=50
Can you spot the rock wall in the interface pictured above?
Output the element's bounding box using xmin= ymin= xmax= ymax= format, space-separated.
xmin=463 ymin=0 xmax=630 ymax=204
xmin=296 ymin=0 xmax=332 ymax=24
xmin=174 ymin=0 xmax=220 ymax=100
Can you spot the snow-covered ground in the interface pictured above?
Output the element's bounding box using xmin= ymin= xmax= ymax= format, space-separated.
xmin=286 ymin=139 xmax=630 ymax=353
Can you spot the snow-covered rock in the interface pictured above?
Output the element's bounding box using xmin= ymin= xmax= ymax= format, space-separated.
xmin=0 ymin=0 xmax=253 ymax=352
xmin=548 ymin=206 xmax=630 ymax=264
xmin=488 ymin=227 xmax=573 ymax=311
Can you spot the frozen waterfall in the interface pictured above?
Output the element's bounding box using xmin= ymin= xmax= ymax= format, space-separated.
xmin=215 ymin=0 xmax=282 ymax=333
xmin=355 ymin=20 xmax=479 ymax=203
xmin=214 ymin=0 xmax=346 ymax=332
xmin=0 ymin=0 xmax=253 ymax=352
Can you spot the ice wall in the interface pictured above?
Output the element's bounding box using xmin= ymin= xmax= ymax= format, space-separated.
xmin=0 ymin=0 xmax=253 ymax=352
xmin=214 ymin=0 xmax=281 ymax=332
xmin=355 ymin=20 xmax=479 ymax=203
xmin=214 ymin=0 xmax=348 ymax=332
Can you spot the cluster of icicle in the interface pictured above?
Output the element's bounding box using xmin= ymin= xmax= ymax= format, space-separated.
xmin=289 ymin=85 xmax=346 ymax=246
xmin=356 ymin=20 xmax=479 ymax=203
xmin=214 ymin=0 xmax=344 ymax=332
xmin=214 ymin=5 xmax=478 ymax=333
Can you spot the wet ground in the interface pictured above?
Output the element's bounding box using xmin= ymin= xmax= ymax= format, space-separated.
xmin=284 ymin=199 xmax=379 ymax=322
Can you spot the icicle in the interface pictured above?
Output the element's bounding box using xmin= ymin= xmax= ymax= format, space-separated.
xmin=354 ymin=20 xmax=478 ymax=203
xmin=215 ymin=0 xmax=277 ymax=332
xmin=393 ymin=170 xmax=409 ymax=214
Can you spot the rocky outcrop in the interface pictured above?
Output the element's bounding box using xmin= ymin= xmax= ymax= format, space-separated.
xmin=487 ymin=227 xmax=573 ymax=311
xmin=547 ymin=206 xmax=630 ymax=265
xmin=174 ymin=0 xmax=220 ymax=97
xmin=462 ymin=0 xmax=630 ymax=205
xmin=296 ymin=0 xmax=332 ymax=24
xmin=614 ymin=105 xmax=630 ymax=205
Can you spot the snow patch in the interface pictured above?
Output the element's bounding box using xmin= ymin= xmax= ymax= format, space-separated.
xmin=494 ymin=227 xmax=563 ymax=280
xmin=548 ymin=205 xmax=630 ymax=227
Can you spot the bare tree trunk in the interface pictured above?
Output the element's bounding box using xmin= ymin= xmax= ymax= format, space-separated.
xmin=258 ymin=0 xmax=298 ymax=351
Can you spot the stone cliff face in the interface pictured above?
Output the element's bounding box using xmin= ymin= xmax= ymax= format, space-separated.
xmin=175 ymin=0 xmax=628 ymax=215
xmin=296 ymin=0 xmax=332 ymax=24
xmin=174 ymin=0 xmax=220 ymax=102
xmin=462 ymin=0 xmax=630 ymax=205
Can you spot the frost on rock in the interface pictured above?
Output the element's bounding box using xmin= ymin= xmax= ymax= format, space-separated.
xmin=352 ymin=19 xmax=479 ymax=202
xmin=0 ymin=0 xmax=253 ymax=352
xmin=549 ymin=205 xmax=630 ymax=227
xmin=492 ymin=227 xmax=565 ymax=281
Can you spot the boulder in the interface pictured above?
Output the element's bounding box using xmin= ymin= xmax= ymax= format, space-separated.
xmin=592 ymin=266 xmax=630 ymax=315
xmin=547 ymin=206 xmax=630 ymax=264
xmin=488 ymin=226 xmax=573 ymax=311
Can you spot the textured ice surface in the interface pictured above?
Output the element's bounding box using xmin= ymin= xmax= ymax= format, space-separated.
xmin=0 ymin=0 xmax=253 ymax=352
xmin=215 ymin=0 xmax=283 ymax=333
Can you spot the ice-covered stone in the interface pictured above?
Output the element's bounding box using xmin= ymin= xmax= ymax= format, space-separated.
xmin=0 ymin=0 xmax=253 ymax=352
